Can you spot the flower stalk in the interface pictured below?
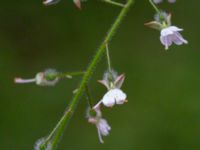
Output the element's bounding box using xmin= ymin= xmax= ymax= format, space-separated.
xmin=41 ymin=0 xmax=135 ymax=149
xmin=149 ymin=0 xmax=161 ymax=14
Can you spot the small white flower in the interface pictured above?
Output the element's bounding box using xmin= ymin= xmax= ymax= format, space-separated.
xmin=14 ymin=69 xmax=59 ymax=86
xmin=87 ymin=107 xmax=111 ymax=143
xmin=102 ymin=89 xmax=127 ymax=107
xmin=97 ymin=71 xmax=127 ymax=108
xmin=160 ymin=26 xmax=188 ymax=50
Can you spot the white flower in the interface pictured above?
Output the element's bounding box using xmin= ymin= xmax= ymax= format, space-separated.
xmin=14 ymin=69 xmax=59 ymax=86
xmin=97 ymin=72 xmax=127 ymax=107
xmin=87 ymin=107 xmax=111 ymax=143
xmin=102 ymin=89 xmax=127 ymax=107
xmin=160 ymin=26 xmax=188 ymax=50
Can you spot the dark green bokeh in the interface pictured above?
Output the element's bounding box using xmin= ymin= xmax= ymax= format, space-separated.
xmin=0 ymin=0 xmax=200 ymax=150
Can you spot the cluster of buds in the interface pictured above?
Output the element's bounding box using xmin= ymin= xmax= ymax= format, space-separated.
xmin=87 ymin=70 xmax=127 ymax=143
xmin=146 ymin=0 xmax=188 ymax=50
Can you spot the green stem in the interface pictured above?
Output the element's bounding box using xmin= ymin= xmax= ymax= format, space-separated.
xmin=106 ymin=43 xmax=112 ymax=74
xmin=149 ymin=0 xmax=161 ymax=14
xmin=85 ymin=85 xmax=93 ymax=108
xmin=57 ymin=71 xmax=85 ymax=78
xmin=103 ymin=0 xmax=125 ymax=7
xmin=43 ymin=0 xmax=135 ymax=149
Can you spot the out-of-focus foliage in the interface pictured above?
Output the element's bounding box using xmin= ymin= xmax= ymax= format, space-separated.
xmin=0 ymin=0 xmax=200 ymax=150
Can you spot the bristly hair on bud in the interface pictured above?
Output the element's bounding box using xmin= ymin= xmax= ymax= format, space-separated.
xmin=145 ymin=12 xmax=171 ymax=31
xmin=34 ymin=137 xmax=52 ymax=150
xmin=98 ymin=70 xmax=125 ymax=90
xmin=154 ymin=11 xmax=171 ymax=26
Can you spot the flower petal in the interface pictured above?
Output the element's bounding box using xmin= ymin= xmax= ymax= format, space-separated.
xmin=114 ymin=74 xmax=125 ymax=89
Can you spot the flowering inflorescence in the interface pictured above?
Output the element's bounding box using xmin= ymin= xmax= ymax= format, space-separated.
xmin=86 ymin=69 xmax=127 ymax=143
xmin=13 ymin=0 xmax=189 ymax=149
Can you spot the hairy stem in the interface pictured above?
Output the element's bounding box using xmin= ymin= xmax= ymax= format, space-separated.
xmin=43 ymin=0 xmax=135 ymax=149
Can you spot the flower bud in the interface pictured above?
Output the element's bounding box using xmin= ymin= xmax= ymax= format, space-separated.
xmin=14 ymin=69 xmax=59 ymax=86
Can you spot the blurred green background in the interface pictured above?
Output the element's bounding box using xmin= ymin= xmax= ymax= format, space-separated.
xmin=0 ymin=0 xmax=200 ymax=150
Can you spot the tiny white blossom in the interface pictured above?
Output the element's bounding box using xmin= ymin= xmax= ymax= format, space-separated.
xmin=97 ymin=71 xmax=127 ymax=107
xmin=102 ymin=89 xmax=127 ymax=107
xmin=160 ymin=26 xmax=188 ymax=50
xmin=87 ymin=107 xmax=111 ymax=143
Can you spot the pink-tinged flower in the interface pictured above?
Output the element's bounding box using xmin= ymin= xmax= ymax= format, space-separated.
xmin=160 ymin=26 xmax=188 ymax=50
xmin=96 ymin=71 xmax=127 ymax=108
xmin=153 ymin=0 xmax=176 ymax=4
xmin=14 ymin=69 xmax=59 ymax=86
xmin=43 ymin=0 xmax=81 ymax=9
xmin=87 ymin=107 xmax=111 ymax=143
